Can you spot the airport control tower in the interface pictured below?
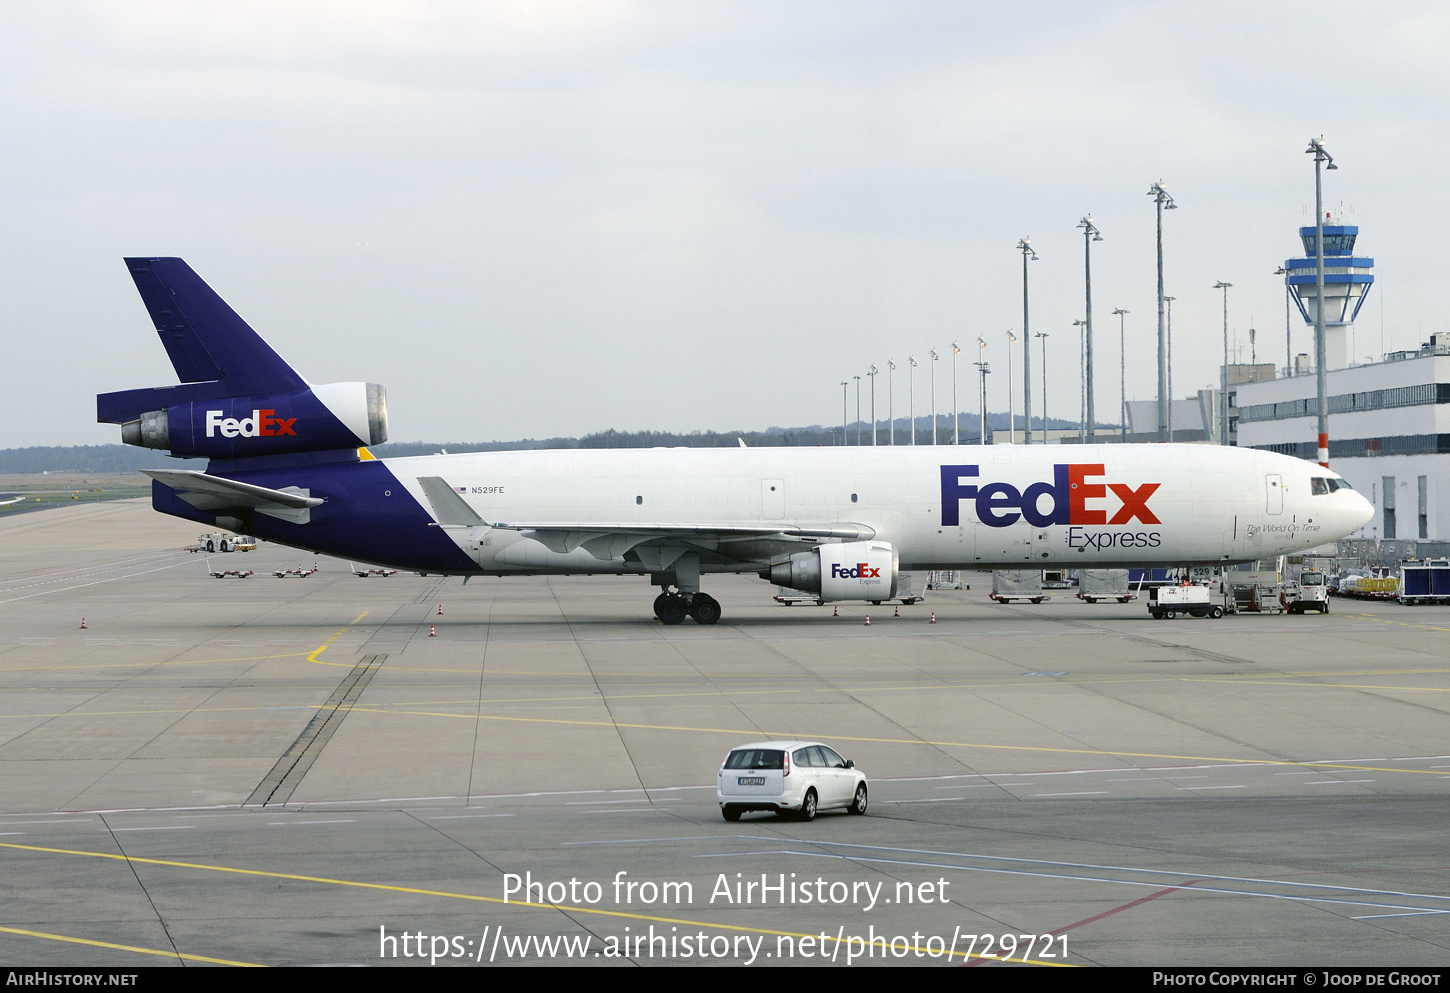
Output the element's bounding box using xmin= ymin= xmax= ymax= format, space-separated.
xmin=1284 ymin=222 xmax=1374 ymax=371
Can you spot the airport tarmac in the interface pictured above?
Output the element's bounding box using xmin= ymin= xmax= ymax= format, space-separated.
xmin=2 ymin=498 xmax=1449 ymax=967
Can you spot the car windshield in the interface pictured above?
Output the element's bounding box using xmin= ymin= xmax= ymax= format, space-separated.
xmin=1301 ymin=573 xmax=1323 ymax=585
xmin=724 ymin=748 xmax=784 ymax=770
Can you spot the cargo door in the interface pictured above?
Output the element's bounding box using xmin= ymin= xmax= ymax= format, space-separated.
xmin=761 ymin=479 xmax=785 ymax=520
xmin=1265 ymin=474 xmax=1284 ymax=515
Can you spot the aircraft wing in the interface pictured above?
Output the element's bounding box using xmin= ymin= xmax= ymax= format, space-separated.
xmin=414 ymin=475 xmax=873 ymax=559
xmin=144 ymin=470 xmax=322 ymax=524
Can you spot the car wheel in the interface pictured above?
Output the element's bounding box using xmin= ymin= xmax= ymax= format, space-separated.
xmin=848 ymin=783 xmax=868 ymax=815
xmin=1321 ymin=602 xmax=1329 ymax=614
xmin=799 ymin=789 xmax=817 ymax=822
xmin=722 ymin=806 xmax=741 ymax=822
xmin=1210 ymin=605 xmax=1224 ymax=619
xmin=1164 ymin=610 xmax=1176 ymax=620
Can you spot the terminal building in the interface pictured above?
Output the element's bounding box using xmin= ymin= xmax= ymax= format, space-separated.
xmin=1232 ymin=221 xmax=1450 ymax=544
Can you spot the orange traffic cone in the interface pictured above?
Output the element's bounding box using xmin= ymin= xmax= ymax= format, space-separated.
xmin=833 ymin=605 xmax=838 ymax=617
xmin=79 ymin=618 xmax=87 ymax=629
xmin=894 ymin=606 xmax=899 ymax=617
xmin=429 ymin=624 xmax=437 ymax=637
xmin=929 ymin=612 xmax=936 ymax=624
xmin=437 ymin=603 xmax=443 ymax=615
xmin=864 ymin=615 xmax=871 ymax=626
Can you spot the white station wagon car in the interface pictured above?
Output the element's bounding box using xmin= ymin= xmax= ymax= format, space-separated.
xmin=717 ymin=740 xmax=868 ymax=822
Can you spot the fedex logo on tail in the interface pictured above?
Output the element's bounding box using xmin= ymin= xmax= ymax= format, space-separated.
xmin=831 ymin=562 xmax=882 ymax=580
xmin=941 ymin=464 xmax=1160 ymax=528
xmin=205 ymin=409 xmax=298 ymax=439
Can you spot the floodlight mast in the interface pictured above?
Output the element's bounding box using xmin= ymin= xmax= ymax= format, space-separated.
xmin=1148 ymin=181 xmax=1176 ymax=443
xmin=951 ymin=342 xmax=962 ymax=445
xmin=908 ymin=357 xmax=917 ymax=445
xmin=1072 ymin=319 xmax=1087 ymax=443
xmin=1163 ymin=296 xmax=1176 ymax=440
xmin=867 ymin=364 xmax=878 ymax=446
xmin=1078 ymin=215 xmax=1103 ymax=442
xmin=887 ymin=359 xmax=896 ymax=445
xmin=1017 ymin=238 xmax=1037 ymax=443
xmin=974 ymin=337 xmax=989 ymax=446
xmin=1214 ymin=281 xmax=1233 ymax=446
xmin=1112 ymin=308 xmax=1129 ymax=442
xmin=1005 ymin=330 xmax=1018 ymax=444
xmin=1307 ymin=136 xmax=1337 ymax=467
xmin=1035 ymin=332 xmax=1049 ymax=444
xmin=928 ymin=349 xmax=939 ymax=445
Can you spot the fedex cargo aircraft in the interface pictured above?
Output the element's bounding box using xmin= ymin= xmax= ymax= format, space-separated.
xmin=98 ymin=258 xmax=1374 ymax=625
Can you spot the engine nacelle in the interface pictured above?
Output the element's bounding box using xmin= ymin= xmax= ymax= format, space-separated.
xmin=769 ymin=541 xmax=899 ymax=602
xmin=119 ymin=382 xmax=388 ymax=459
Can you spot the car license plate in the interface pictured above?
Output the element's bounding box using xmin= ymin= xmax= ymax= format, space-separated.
xmin=738 ymin=777 xmax=766 ymax=786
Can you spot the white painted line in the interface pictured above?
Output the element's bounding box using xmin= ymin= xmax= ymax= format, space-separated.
xmin=1306 ymin=780 xmax=1375 ymax=785
xmin=429 ymin=813 xmax=515 ymax=820
xmin=110 ymin=825 xmax=195 ymax=832
xmin=1177 ymin=785 xmax=1246 ymax=790
xmin=1032 ymin=791 xmax=1109 ymax=797
xmin=266 ymin=819 xmax=357 ymax=826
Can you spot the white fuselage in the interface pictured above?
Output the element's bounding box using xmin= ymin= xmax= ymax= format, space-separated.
xmin=380 ymin=443 xmax=1374 ymax=576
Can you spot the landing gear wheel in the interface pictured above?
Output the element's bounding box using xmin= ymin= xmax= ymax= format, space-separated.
xmin=848 ymin=783 xmax=868 ymax=815
xmin=722 ymin=806 xmax=741 ymax=822
xmin=799 ymin=789 xmax=817 ymax=822
xmin=655 ymin=594 xmax=687 ymax=625
xmin=690 ymin=593 xmax=722 ymax=625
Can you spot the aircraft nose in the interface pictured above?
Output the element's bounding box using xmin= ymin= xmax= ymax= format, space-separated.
xmin=1349 ymin=490 xmax=1374 ymax=530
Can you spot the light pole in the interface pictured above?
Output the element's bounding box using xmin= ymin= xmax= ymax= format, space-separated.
xmin=853 ymin=375 xmax=861 ymax=446
xmin=1164 ymin=295 xmax=1176 ymax=441
xmin=1149 ymin=181 xmax=1177 ymax=443
xmin=951 ymin=342 xmax=962 ymax=445
xmin=1079 ymin=215 xmax=1102 ymax=442
xmin=1112 ymin=308 xmax=1129 ymax=442
xmin=1036 ymin=332 xmax=1049 ymax=444
xmin=1307 ymin=136 xmax=1336 ymax=467
xmin=1018 ymin=238 xmax=1038 ymax=443
xmin=1005 ymin=330 xmax=1017 ymax=444
xmin=867 ymin=364 xmax=878 ymax=446
xmin=974 ymin=337 xmax=989 ymax=445
xmin=887 ymin=359 xmax=896 ymax=445
xmin=928 ymin=349 xmax=939 ymax=445
xmin=1073 ymin=319 xmax=1087 ymax=442
xmin=840 ymin=381 xmax=848 ymax=446
xmin=908 ymin=357 xmax=917 ymax=445
xmin=1214 ymin=281 xmax=1233 ymax=446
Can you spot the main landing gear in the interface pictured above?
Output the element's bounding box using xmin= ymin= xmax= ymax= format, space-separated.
xmin=653 ymin=591 xmax=721 ymax=625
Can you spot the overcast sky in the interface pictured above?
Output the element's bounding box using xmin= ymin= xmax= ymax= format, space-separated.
xmin=3 ymin=1 xmax=1447 ymax=448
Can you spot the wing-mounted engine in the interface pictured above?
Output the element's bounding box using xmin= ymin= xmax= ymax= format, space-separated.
xmin=768 ymin=540 xmax=899 ymax=602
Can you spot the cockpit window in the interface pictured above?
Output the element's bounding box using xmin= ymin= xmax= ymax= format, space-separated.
xmin=1310 ymin=477 xmax=1329 ymax=496
xmin=1327 ymin=478 xmax=1351 ymax=491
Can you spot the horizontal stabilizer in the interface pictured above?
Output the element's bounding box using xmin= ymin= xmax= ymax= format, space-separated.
xmin=124 ymin=258 xmax=307 ymax=394
xmin=145 ymin=469 xmax=322 ymax=524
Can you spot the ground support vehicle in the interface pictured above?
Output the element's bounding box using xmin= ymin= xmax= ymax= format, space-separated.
xmin=1280 ymin=570 xmax=1330 ymax=614
xmin=992 ymin=570 xmax=1047 ymax=604
xmin=1147 ymin=584 xmax=1223 ymax=619
xmin=1078 ymin=569 xmax=1134 ymax=604
xmin=1400 ymin=560 xmax=1450 ymax=605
